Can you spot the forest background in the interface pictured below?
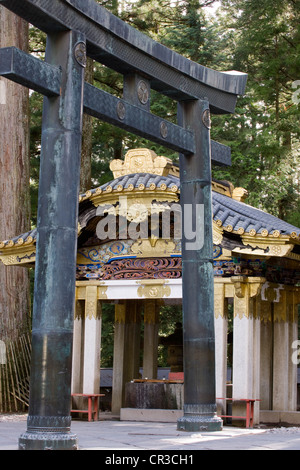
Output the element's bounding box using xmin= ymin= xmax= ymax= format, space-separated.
xmin=0 ymin=0 xmax=299 ymax=368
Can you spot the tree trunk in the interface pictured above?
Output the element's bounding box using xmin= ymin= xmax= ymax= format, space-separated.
xmin=0 ymin=7 xmax=31 ymax=341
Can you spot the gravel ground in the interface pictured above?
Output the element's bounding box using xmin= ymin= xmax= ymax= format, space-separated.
xmin=0 ymin=413 xmax=28 ymax=422
xmin=267 ymin=427 xmax=300 ymax=434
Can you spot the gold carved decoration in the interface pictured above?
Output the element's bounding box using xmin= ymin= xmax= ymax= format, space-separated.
xmin=212 ymin=222 xmax=223 ymax=246
xmin=144 ymin=300 xmax=158 ymax=324
xmin=89 ymin=186 xmax=179 ymax=212
xmin=239 ymin=234 xmax=294 ymax=258
xmin=234 ymin=295 xmax=250 ymax=320
xmin=85 ymin=286 xmax=101 ymax=320
xmin=126 ymin=202 xmax=149 ymax=223
xmin=75 ymin=282 xmax=107 ymax=308
xmin=260 ymin=300 xmax=272 ymax=324
xmin=211 ymin=180 xmax=233 ymax=198
xmin=85 ymin=300 xmax=97 ymax=320
xmin=261 ymin=282 xmax=284 ymax=303
xmin=232 ymin=187 xmax=248 ymax=202
xmin=273 ymin=291 xmax=287 ymax=323
xmin=114 ymin=301 xmax=142 ymax=323
xmin=214 ymin=283 xmax=225 ymax=319
xmin=110 ymin=148 xmax=173 ymax=178
xmin=229 ymin=281 xmax=300 ymax=324
xmin=115 ymin=303 xmax=126 ymax=324
xmin=231 ymin=277 xmax=265 ymax=319
xmin=249 ymin=281 xmax=264 ymax=298
xmin=260 ymin=284 xmax=300 ymax=323
xmin=131 ymin=238 xmax=177 ymax=257
xmin=0 ymin=232 xmax=36 ymax=267
xmin=0 ymin=250 xmax=36 ymax=266
xmin=98 ymin=285 xmax=108 ymax=300
xmin=74 ymin=299 xmax=84 ymax=320
xmin=137 ymin=280 xmax=171 ymax=299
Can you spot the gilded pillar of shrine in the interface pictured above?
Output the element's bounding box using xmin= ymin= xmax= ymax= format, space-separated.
xmin=272 ymin=286 xmax=299 ymax=411
xmin=214 ymin=281 xmax=228 ymax=414
xmin=258 ymin=283 xmax=300 ymax=413
xmin=231 ymin=277 xmax=265 ymax=424
xmin=72 ymin=300 xmax=84 ymax=394
xmin=72 ymin=285 xmax=102 ymax=395
xmin=83 ymin=286 xmax=102 ymax=394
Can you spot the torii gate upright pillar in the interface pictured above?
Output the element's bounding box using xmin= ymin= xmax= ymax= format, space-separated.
xmin=178 ymin=99 xmax=222 ymax=431
xmin=19 ymin=30 xmax=85 ymax=450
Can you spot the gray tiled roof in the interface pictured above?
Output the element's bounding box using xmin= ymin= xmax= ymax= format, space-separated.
xmin=90 ymin=172 xmax=180 ymax=192
xmin=1 ymin=228 xmax=37 ymax=247
xmin=91 ymin=173 xmax=300 ymax=237
xmin=1 ymin=172 xmax=299 ymax=248
xmin=213 ymin=191 xmax=300 ymax=237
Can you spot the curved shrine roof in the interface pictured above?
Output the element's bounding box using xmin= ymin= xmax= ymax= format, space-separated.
xmin=0 ymin=147 xmax=299 ymax=254
xmin=213 ymin=191 xmax=299 ymax=238
xmin=1 ymin=171 xmax=299 ymax=251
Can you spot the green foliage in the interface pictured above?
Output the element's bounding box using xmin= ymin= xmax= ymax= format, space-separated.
xmin=28 ymin=26 xmax=46 ymax=226
xmin=29 ymin=91 xmax=43 ymax=226
xmin=99 ymin=303 xmax=182 ymax=368
xmin=158 ymin=305 xmax=182 ymax=367
xmin=88 ymin=0 xmax=222 ymax=186
xmin=100 ymin=304 xmax=115 ymax=367
xmin=212 ymin=0 xmax=300 ymax=220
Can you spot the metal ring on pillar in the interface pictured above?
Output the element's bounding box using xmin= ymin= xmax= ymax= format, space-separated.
xmin=160 ymin=121 xmax=168 ymax=138
xmin=137 ymin=80 xmax=149 ymax=105
xmin=117 ymin=101 xmax=126 ymax=120
xmin=202 ymin=108 xmax=211 ymax=129
xmin=74 ymin=41 xmax=87 ymax=68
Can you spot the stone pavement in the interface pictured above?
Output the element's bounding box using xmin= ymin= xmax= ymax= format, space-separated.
xmin=1 ymin=414 xmax=300 ymax=452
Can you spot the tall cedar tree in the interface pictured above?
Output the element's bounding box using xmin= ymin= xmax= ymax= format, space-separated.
xmin=0 ymin=8 xmax=31 ymax=340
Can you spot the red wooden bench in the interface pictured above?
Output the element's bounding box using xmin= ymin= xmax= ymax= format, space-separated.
xmin=168 ymin=373 xmax=260 ymax=429
xmin=216 ymin=398 xmax=260 ymax=428
xmin=71 ymin=393 xmax=105 ymax=422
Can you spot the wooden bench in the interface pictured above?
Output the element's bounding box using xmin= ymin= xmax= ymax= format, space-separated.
xmin=216 ymin=398 xmax=260 ymax=428
xmin=71 ymin=393 xmax=105 ymax=422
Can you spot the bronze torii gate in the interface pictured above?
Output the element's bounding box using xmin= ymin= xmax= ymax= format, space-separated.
xmin=0 ymin=0 xmax=247 ymax=450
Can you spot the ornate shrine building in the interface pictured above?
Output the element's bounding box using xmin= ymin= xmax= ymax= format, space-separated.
xmin=1 ymin=148 xmax=300 ymax=425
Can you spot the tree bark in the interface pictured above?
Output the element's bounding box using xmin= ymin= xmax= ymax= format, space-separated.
xmin=0 ymin=7 xmax=31 ymax=341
